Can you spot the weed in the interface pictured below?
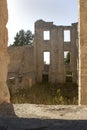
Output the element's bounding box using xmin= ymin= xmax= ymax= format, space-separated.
xmin=10 ymin=82 xmax=78 ymax=105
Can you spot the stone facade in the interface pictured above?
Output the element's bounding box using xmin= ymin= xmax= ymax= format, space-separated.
xmin=34 ymin=20 xmax=78 ymax=83
xmin=7 ymin=20 xmax=78 ymax=92
xmin=78 ymin=0 xmax=87 ymax=105
xmin=0 ymin=0 xmax=10 ymax=103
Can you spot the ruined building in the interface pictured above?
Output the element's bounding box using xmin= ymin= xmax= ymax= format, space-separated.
xmin=34 ymin=20 xmax=78 ymax=83
xmin=1 ymin=0 xmax=87 ymax=105
xmin=7 ymin=20 xmax=78 ymax=91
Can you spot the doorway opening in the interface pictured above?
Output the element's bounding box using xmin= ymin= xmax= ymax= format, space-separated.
xmin=42 ymin=74 xmax=49 ymax=82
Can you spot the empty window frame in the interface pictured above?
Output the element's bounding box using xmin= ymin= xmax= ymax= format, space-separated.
xmin=66 ymin=71 xmax=72 ymax=82
xmin=64 ymin=51 xmax=70 ymax=64
xmin=42 ymin=74 xmax=49 ymax=82
xmin=43 ymin=31 xmax=50 ymax=40
xmin=64 ymin=30 xmax=70 ymax=42
xmin=43 ymin=52 xmax=50 ymax=65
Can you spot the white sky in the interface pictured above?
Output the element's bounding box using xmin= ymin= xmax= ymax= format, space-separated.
xmin=7 ymin=0 xmax=78 ymax=45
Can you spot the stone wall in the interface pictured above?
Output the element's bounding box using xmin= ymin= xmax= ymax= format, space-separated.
xmin=79 ymin=0 xmax=87 ymax=105
xmin=0 ymin=0 xmax=10 ymax=103
xmin=34 ymin=20 xmax=78 ymax=83
xmin=7 ymin=45 xmax=35 ymax=93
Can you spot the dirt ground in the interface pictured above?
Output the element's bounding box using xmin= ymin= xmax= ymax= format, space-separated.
xmin=13 ymin=104 xmax=87 ymax=120
xmin=0 ymin=104 xmax=87 ymax=130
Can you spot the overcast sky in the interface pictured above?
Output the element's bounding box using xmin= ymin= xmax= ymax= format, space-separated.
xmin=7 ymin=0 xmax=78 ymax=45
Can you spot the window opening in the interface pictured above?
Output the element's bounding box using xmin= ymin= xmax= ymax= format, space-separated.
xmin=66 ymin=71 xmax=72 ymax=82
xmin=64 ymin=30 xmax=70 ymax=42
xmin=64 ymin=51 xmax=70 ymax=65
xmin=43 ymin=31 xmax=50 ymax=40
xmin=42 ymin=74 xmax=49 ymax=82
xmin=43 ymin=52 xmax=50 ymax=65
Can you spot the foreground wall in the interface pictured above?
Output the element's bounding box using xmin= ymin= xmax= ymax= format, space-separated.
xmin=0 ymin=0 xmax=10 ymax=103
xmin=79 ymin=0 xmax=87 ymax=104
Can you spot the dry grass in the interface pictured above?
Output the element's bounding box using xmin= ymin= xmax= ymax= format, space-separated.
xmin=10 ymin=82 xmax=78 ymax=105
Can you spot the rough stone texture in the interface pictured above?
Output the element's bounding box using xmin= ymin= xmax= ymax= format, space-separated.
xmin=7 ymin=45 xmax=35 ymax=92
xmin=79 ymin=0 xmax=87 ymax=105
xmin=34 ymin=20 xmax=78 ymax=83
xmin=0 ymin=0 xmax=10 ymax=103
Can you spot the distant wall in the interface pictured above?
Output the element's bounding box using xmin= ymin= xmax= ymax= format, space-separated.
xmin=7 ymin=45 xmax=35 ymax=93
xmin=34 ymin=20 xmax=78 ymax=83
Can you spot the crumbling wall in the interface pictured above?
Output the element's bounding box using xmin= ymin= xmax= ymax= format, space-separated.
xmin=34 ymin=20 xmax=78 ymax=83
xmin=7 ymin=45 xmax=35 ymax=93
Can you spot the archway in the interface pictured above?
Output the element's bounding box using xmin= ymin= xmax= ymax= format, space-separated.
xmin=1 ymin=0 xmax=87 ymax=105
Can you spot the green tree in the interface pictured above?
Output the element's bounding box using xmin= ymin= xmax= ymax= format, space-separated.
xmin=12 ymin=29 xmax=34 ymax=46
xmin=65 ymin=52 xmax=70 ymax=64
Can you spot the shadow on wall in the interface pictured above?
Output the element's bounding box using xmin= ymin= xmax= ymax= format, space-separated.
xmin=0 ymin=117 xmax=87 ymax=129
xmin=0 ymin=102 xmax=16 ymax=117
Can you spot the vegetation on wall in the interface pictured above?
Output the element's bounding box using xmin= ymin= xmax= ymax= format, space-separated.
xmin=64 ymin=52 xmax=70 ymax=64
